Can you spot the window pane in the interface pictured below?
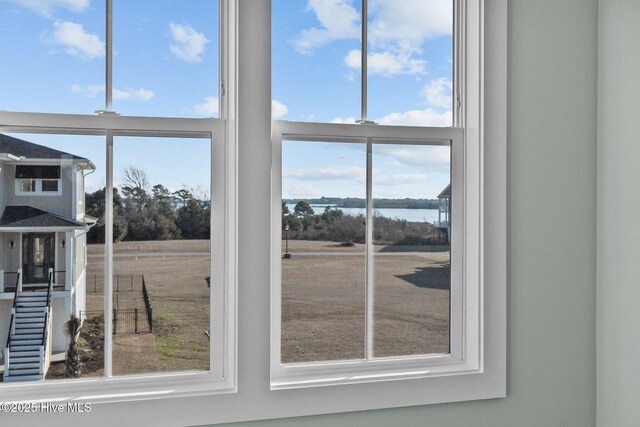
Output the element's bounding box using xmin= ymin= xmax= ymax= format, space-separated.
xmin=281 ymin=140 xmax=366 ymax=363
xmin=368 ymin=0 xmax=454 ymax=126
xmin=0 ymin=132 xmax=105 ymax=382
xmin=42 ymin=180 xmax=59 ymax=192
xmin=112 ymin=0 xmax=219 ymax=118
xmin=372 ymin=143 xmax=451 ymax=357
xmin=273 ymin=0 xmax=361 ymax=123
xmin=0 ymin=2 xmax=105 ymax=114
xmin=112 ymin=135 xmax=211 ymax=375
xmin=19 ymin=180 xmax=36 ymax=193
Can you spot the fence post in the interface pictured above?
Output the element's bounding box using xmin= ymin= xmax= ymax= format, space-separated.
xmin=135 ymin=308 xmax=138 ymax=333
xmin=113 ymin=309 xmax=117 ymax=335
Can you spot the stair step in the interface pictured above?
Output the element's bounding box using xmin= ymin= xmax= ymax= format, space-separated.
xmin=11 ymin=333 xmax=43 ymax=339
xmin=9 ymin=351 xmax=40 ymax=358
xmin=9 ymin=345 xmax=41 ymax=352
xmin=7 ymin=368 xmax=42 ymax=376
xmin=8 ymin=356 xmax=40 ymax=363
xmin=15 ymin=313 xmax=46 ymax=319
xmin=13 ymin=328 xmax=44 ymax=334
xmin=9 ymin=339 xmax=42 ymax=346
xmin=3 ymin=374 xmax=44 ymax=382
xmin=16 ymin=302 xmax=47 ymax=307
xmin=9 ymin=361 xmax=41 ymax=369
xmin=15 ymin=322 xmax=45 ymax=328
xmin=15 ymin=307 xmax=47 ymax=313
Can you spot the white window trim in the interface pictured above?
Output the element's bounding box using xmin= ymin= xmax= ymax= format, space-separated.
xmin=0 ymin=113 xmax=236 ymax=403
xmin=15 ymin=178 xmax=62 ymax=196
xmin=0 ymin=0 xmax=504 ymax=424
xmin=270 ymin=122 xmax=471 ymax=388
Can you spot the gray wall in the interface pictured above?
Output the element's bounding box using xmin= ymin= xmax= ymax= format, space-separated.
xmin=3 ymin=163 xmax=74 ymax=218
xmin=597 ymin=0 xmax=640 ymax=425
xmin=215 ymin=0 xmax=599 ymax=426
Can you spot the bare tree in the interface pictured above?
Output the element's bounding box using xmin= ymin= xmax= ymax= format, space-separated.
xmin=122 ymin=166 xmax=149 ymax=192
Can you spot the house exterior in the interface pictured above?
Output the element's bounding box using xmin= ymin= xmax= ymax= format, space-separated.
xmin=435 ymin=184 xmax=450 ymax=243
xmin=0 ymin=134 xmax=95 ymax=381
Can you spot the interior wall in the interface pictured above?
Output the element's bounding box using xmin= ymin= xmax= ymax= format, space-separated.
xmin=216 ymin=0 xmax=598 ymax=425
xmin=597 ymin=1 xmax=640 ymax=426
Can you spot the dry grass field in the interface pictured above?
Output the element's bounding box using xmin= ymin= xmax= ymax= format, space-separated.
xmin=47 ymin=238 xmax=449 ymax=379
xmin=281 ymin=240 xmax=450 ymax=362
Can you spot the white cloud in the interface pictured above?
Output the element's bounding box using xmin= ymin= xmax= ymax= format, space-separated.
xmin=3 ymin=0 xmax=89 ymax=17
xmin=369 ymin=0 xmax=453 ymax=49
xmin=283 ymin=183 xmax=323 ymax=199
xmin=374 ymin=173 xmax=427 ymax=185
xmin=51 ymin=21 xmax=104 ymax=59
xmin=331 ymin=117 xmax=357 ymax=124
xmin=70 ymin=83 xmax=104 ymax=98
xmin=378 ymin=145 xmax=451 ymax=171
xmin=344 ymin=49 xmax=426 ymax=76
xmin=113 ymin=87 xmax=155 ymax=101
xmin=272 ymin=100 xmax=289 ymax=119
xmin=423 ymin=78 xmax=452 ymax=109
xmin=294 ymin=0 xmax=360 ymax=54
xmin=193 ymin=97 xmax=219 ymax=117
xmin=169 ymin=22 xmax=209 ymax=63
xmin=71 ymin=84 xmax=155 ymax=101
xmin=284 ymin=166 xmax=364 ymax=181
xmin=376 ymin=108 xmax=452 ymax=127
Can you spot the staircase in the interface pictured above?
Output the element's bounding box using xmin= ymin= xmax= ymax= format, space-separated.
xmin=3 ymin=270 xmax=53 ymax=382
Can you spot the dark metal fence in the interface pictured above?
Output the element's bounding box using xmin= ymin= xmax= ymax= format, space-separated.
xmin=81 ymin=308 xmax=152 ymax=335
xmin=86 ymin=274 xmax=144 ymax=293
xmin=142 ymin=277 xmax=153 ymax=332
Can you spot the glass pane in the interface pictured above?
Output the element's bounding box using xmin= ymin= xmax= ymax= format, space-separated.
xmin=368 ymin=0 xmax=454 ymax=126
xmin=42 ymin=180 xmax=59 ymax=192
xmin=0 ymin=132 xmax=105 ymax=382
xmin=113 ymin=0 xmax=219 ymax=117
xmin=0 ymin=1 xmax=105 ymax=113
xmin=273 ymin=0 xmax=361 ymax=123
xmin=372 ymin=143 xmax=451 ymax=357
xmin=112 ymin=135 xmax=211 ymax=375
xmin=281 ymin=140 xmax=366 ymax=363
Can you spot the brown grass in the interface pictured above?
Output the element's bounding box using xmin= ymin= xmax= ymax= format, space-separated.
xmin=47 ymin=238 xmax=449 ymax=379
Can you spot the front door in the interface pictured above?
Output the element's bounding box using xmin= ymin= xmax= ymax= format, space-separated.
xmin=22 ymin=233 xmax=55 ymax=284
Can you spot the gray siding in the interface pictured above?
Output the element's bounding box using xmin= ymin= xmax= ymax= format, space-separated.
xmin=3 ymin=163 xmax=73 ymax=218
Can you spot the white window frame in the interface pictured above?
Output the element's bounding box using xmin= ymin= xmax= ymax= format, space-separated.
xmin=0 ymin=112 xmax=235 ymax=402
xmin=0 ymin=0 xmax=505 ymax=424
xmin=271 ymin=122 xmax=470 ymax=388
xmin=0 ymin=0 xmax=238 ymax=406
xmin=15 ymin=178 xmax=61 ymax=196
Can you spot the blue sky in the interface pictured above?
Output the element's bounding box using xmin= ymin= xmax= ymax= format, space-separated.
xmin=0 ymin=0 xmax=452 ymax=199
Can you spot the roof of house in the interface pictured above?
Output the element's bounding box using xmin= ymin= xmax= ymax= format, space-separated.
xmin=0 ymin=206 xmax=87 ymax=229
xmin=0 ymin=133 xmax=95 ymax=170
xmin=438 ymin=184 xmax=451 ymax=198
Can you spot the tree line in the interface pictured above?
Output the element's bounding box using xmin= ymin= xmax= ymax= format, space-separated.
xmin=282 ymin=200 xmax=446 ymax=246
xmin=85 ymin=167 xmax=210 ymax=244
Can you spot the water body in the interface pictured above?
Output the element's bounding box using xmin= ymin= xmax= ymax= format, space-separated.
xmin=285 ymin=204 xmax=440 ymax=224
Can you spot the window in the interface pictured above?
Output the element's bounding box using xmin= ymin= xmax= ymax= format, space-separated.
xmin=0 ymin=0 xmax=505 ymax=424
xmin=0 ymin=0 xmax=236 ymax=406
xmin=271 ymin=0 xmax=468 ymax=387
xmin=17 ymin=179 xmax=36 ymax=193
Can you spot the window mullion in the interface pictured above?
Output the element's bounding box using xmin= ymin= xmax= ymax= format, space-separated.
xmin=360 ymin=0 xmax=368 ymax=123
xmin=365 ymin=138 xmax=373 ymax=360
xmin=104 ymin=129 xmax=114 ymax=378
xmin=105 ymin=0 xmax=113 ymax=111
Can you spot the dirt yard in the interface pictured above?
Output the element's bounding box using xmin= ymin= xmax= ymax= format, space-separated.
xmin=52 ymin=238 xmax=449 ymax=378
xmin=281 ymin=240 xmax=450 ymax=362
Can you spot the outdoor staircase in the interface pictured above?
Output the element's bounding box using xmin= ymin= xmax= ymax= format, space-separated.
xmin=2 ymin=270 xmax=53 ymax=382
